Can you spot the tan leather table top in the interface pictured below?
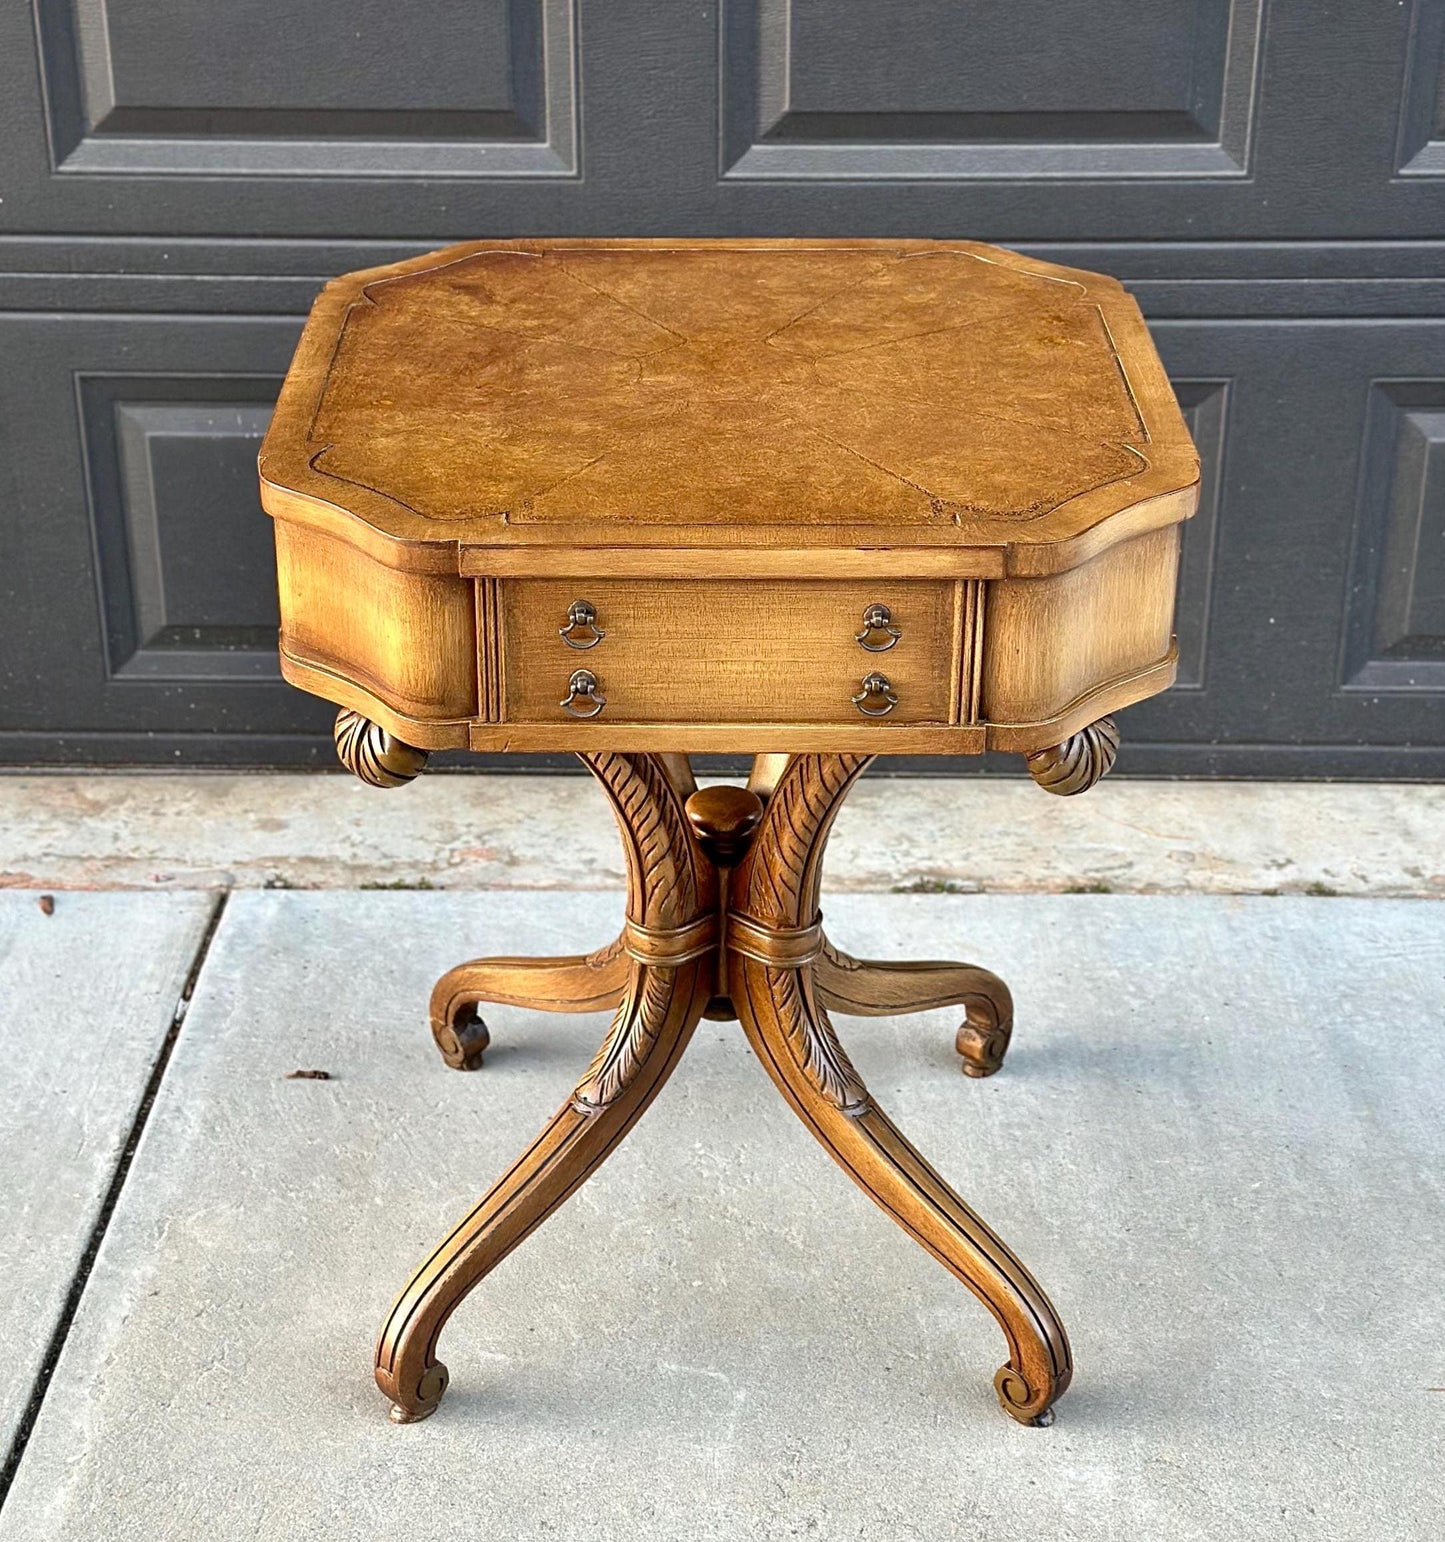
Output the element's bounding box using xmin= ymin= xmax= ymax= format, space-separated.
xmin=261 ymin=239 xmax=1198 ymax=576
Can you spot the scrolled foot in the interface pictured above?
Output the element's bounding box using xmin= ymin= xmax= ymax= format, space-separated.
xmin=426 ymin=942 xmax=632 ymax=1068
xmin=730 ymin=756 xmax=1072 ymax=1427
xmin=1025 ymin=716 xmax=1119 ymax=796
xmin=994 ymin=1363 xmax=1060 ymax=1427
xmin=433 ymin=1008 xmax=490 ymax=1071
xmin=378 ymin=1361 xmax=448 ymax=1424
xmin=375 ymin=753 xmax=715 ymax=1425
xmin=955 ymin=993 xmax=1014 ymax=1078
xmin=815 ymin=941 xmax=1015 ymax=1078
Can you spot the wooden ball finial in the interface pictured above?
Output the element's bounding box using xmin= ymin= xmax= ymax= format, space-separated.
xmin=684 ymin=784 xmax=765 ymax=866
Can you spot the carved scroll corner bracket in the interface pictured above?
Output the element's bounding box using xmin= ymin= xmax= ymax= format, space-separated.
xmin=1024 ymin=716 xmax=1119 ymax=797
xmin=334 ymin=707 xmax=430 ymax=788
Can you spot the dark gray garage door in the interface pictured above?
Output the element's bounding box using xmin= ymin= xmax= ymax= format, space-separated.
xmin=1 ymin=1 xmax=1442 ymax=776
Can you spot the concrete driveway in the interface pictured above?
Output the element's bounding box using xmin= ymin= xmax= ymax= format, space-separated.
xmin=1 ymin=873 xmax=1440 ymax=1540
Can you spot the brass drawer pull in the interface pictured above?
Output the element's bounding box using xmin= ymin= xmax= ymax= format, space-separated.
xmin=852 ymin=673 xmax=898 ymax=717
xmin=561 ymin=669 xmax=606 ymax=718
xmin=559 ymin=599 xmax=604 ymax=650
xmin=855 ymin=603 xmax=901 ymax=652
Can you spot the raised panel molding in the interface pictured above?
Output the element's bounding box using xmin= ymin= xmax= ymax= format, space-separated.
xmin=80 ymin=378 xmax=285 ymax=682
xmin=1397 ymin=0 xmax=1445 ymax=174
xmin=1342 ymin=382 xmax=1445 ymax=692
xmin=721 ymin=0 xmax=1264 ymax=180
xmin=33 ymin=0 xmax=578 ymax=176
xmin=1169 ymin=380 xmax=1229 ymax=690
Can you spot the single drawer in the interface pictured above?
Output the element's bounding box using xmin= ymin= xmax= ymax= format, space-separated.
xmin=501 ymin=580 xmax=957 ymax=725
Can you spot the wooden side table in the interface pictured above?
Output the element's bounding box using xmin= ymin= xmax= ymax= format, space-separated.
xmin=260 ymin=239 xmax=1198 ymax=1428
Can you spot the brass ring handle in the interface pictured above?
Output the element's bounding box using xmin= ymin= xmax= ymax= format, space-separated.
xmin=851 ymin=672 xmax=898 ymax=717
xmin=561 ymin=669 xmax=606 ymax=718
xmin=855 ymin=603 xmax=902 ymax=652
xmin=559 ymin=599 xmax=605 ymax=650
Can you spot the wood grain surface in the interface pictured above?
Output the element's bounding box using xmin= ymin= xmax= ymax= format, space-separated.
xmin=264 ymin=238 xmax=1196 ymax=758
xmin=379 ymin=750 xmax=1073 ymax=1428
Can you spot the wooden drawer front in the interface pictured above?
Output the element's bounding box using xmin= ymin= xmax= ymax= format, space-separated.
xmin=501 ymin=580 xmax=956 ymax=725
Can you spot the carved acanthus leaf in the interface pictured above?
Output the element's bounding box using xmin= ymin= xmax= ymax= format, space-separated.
xmin=570 ymin=753 xmax=708 ymax=1112
xmin=573 ymin=965 xmax=675 ymax=1112
xmin=745 ymin=755 xmax=872 ymax=925
xmin=768 ymin=956 xmax=869 ymax=1116
xmin=579 ymin=751 xmax=698 ymax=926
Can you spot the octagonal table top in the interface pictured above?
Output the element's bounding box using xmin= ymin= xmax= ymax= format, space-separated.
xmin=261 ymin=239 xmax=1198 ymax=576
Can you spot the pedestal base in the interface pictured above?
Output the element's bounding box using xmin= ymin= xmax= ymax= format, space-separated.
xmin=373 ymin=752 xmax=1073 ymax=1428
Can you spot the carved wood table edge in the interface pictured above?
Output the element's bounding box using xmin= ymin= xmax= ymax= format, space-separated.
xmin=260 ymin=238 xmax=1200 ymax=1429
